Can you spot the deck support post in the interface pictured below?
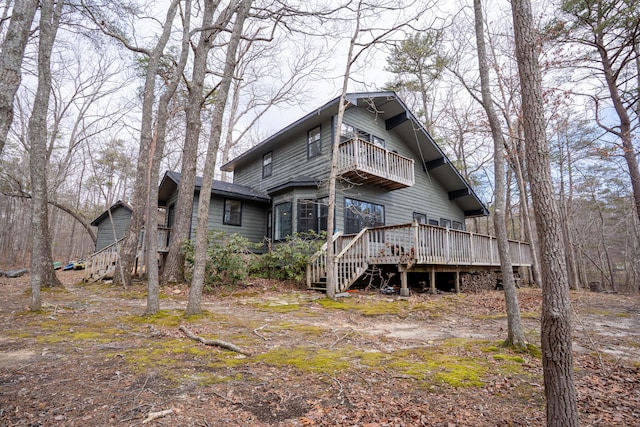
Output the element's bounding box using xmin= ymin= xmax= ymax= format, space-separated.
xmin=455 ymin=270 xmax=460 ymax=294
xmin=399 ymin=267 xmax=410 ymax=296
xmin=430 ymin=269 xmax=436 ymax=295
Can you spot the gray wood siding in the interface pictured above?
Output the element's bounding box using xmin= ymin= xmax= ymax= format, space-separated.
xmin=234 ymin=122 xmax=332 ymax=191
xmin=233 ymin=104 xmax=465 ymax=232
xmin=190 ymin=194 xmax=267 ymax=244
xmin=94 ymin=206 xmax=131 ymax=252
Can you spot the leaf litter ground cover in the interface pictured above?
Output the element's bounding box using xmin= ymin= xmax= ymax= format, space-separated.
xmin=0 ymin=271 xmax=638 ymax=426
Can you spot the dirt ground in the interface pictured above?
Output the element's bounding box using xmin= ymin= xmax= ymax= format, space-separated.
xmin=1 ymin=271 xmax=639 ymax=427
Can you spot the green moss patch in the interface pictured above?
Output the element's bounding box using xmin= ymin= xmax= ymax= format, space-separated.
xmin=119 ymin=309 xmax=223 ymax=327
xmin=252 ymin=301 xmax=302 ymax=313
xmin=493 ymin=354 xmax=526 ymax=363
xmin=257 ymin=347 xmax=351 ymax=374
xmin=316 ymin=296 xmax=442 ymax=317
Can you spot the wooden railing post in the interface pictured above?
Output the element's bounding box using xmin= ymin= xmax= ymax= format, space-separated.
xmin=412 ymin=220 xmax=419 ymax=263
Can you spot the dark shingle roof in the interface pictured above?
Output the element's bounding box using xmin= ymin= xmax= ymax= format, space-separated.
xmin=160 ymin=170 xmax=270 ymax=203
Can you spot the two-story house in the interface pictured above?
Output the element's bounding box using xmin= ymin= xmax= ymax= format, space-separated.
xmin=89 ymin=92 xmax=532 ymax=291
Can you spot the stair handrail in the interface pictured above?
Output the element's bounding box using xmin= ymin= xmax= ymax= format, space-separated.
xmin=334 ymin=227 xmax=370 ymax=292
xmin=85 ymin=237 xmax=125 ymax=280
xmin=335 ymin=227 xmax=368 ymax=259
xmin=306 ymin=232 xmax=342 ymax=288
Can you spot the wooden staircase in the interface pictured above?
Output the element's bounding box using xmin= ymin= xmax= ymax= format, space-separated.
xmin=85 ymin=239 xmax=123 ymax=281
xmin=307 ymin=229 xmax=371 ymax=292
xmin=84 ymin=227 xmax=171 ymax=282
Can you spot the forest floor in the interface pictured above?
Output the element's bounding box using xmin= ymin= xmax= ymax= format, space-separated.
xmin=0 ymin=271 xmax=639 ymax=427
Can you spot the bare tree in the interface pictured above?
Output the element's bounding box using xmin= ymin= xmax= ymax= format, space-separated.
xmin=83 ymin=0 xmax=183 ymax=288
xmin=556 ymin=0 xmax=640 ymax=223
xmin=29 ymin=0 xmax=64 ymax=311
xmin=511 ymin=0 xmax=578 ymax=424
xmin=162 ymin=0 xmax=237 ymax=284
xmin=219 ymin=31 xmax=325 ymax=182
xmin=144 ymin=0 xmax=192 ymax=314
xmin=326 ymin=0 xmax=428 ymax=298
xmin=473 ymin=0 xmax=525 ymax=349
xmin=186 ymin=0 xmax=251 ymax=315
xmin=0 ymin=0 xmax=38 ymax=155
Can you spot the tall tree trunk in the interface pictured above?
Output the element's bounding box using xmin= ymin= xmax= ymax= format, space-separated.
xmin=325 ymin=1 xmax=364 ymax=300
xmin=29 ymin=0 xmax=64 ymax=311
xmin=145 ymin=0 xmax=192 ymax=315
xmin=473 ymin=0 xmax=525 ymax=349
xmin=596 ymin=33 xmax=640 ymax=224
xmin=0 ymin=0 xmax=38 ymax=155
xmin=513 ymin=124 xmax=542 ymax=287
xmin=113 ymin=0 xmax=180 ymax=288
xmin=511 ymin=0 xmax=578 ymax=425
xmin=558 ymin=126 xmax=580 ymax=290
xmin=162 ymin=1 xmax=233 ymax=284
xmin=186 ymin=0 xmax=250 ymax=315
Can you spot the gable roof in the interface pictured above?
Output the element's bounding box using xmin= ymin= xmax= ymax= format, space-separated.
xmin=221 ymin=91 xmax=488 ymax=217
xmin=158 ymin=170 xmax=271 ymax=205
xmin=90 ymin=200 xmax=132 ymax=226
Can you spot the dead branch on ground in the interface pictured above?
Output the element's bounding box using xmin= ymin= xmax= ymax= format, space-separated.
xmin=179 ymin=325 xmax=252 ymax=356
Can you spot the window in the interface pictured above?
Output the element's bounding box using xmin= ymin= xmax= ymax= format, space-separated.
xmin=307 ymin=126 xmax=321 ymax=158
xmin=266 ymin=211 xmax=272 ymax=240
xmin=340 ymin=122 xmax=356 ymax=142
xmin=344 ymin=198 xmax=384 ymax=234
xmin=452 ymin=221 xmax=464 ymax=231
xmin=440 ymin=218 xmax=451 ymax=228
xmin=413 ymin=212 xmax=427 ymax=224
xmin=372 ymin=135 xmax=385 ymax=147
xmin=297 ymin=199 xmax=329 ymax=234
xmin=274 ymin=202 xmax=292 ymax=240
xmin=428 ymin=219 xmax=439 ymax=226
xmin=167 ymin=203 xmax=176 ymax=227
xmin=223 ymin=199 xmax=242 ymax=226
xmin=262 ymin=152 xmax=272 ymax=178
xmin=297 ymin=200 xmax=315 ymax=233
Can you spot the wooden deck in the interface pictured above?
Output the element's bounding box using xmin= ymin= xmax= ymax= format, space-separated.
xmin=307 ymin=223 xmax=533 ymax=293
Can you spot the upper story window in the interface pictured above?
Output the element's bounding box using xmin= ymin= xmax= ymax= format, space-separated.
xmin=340 ymin=123 xmax=356 ymax=142
xmin=344 ymin=197 xmax=384 ymax=234
xmin=307 ymin=126 xmax=322 ymax=158
xmin=440 ymin=218 xmax=451 ymax=228
xmin=340 ymin=122 xmax=384 ymax=146
xmin=452 ymin=221 xmax=464 ymax=231
xmin=413 ymin=212 xmax=427 ymax=224
xmin=372 ymin=135 xmax=385 ymax=148
xmin=223 ymin=199 xmax=242 ymax=226
xmin=262 ymin=152 xmax=272 ymax=178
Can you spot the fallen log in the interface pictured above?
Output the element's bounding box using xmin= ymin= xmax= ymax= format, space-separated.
xmin=178 ymin=325 xmax=251 ymax=356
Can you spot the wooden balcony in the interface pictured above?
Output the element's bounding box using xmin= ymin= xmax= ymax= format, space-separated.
xmin=337 ymin=137 xmax=415 ymax=190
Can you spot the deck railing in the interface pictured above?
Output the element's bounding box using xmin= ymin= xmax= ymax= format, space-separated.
xmin=85 ymin=226 xmax=172 ymax=281
xmin=337 ymin=137 xmax=415 ymax=188
xmin=307 ymin=222 xmax=533 ymax=291
xmin=85 ymin=238 xmax=122 ymax=281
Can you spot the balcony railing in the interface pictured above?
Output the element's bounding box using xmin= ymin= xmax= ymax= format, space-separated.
xmin=337 ymin=137 xmax=415 ymax=189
